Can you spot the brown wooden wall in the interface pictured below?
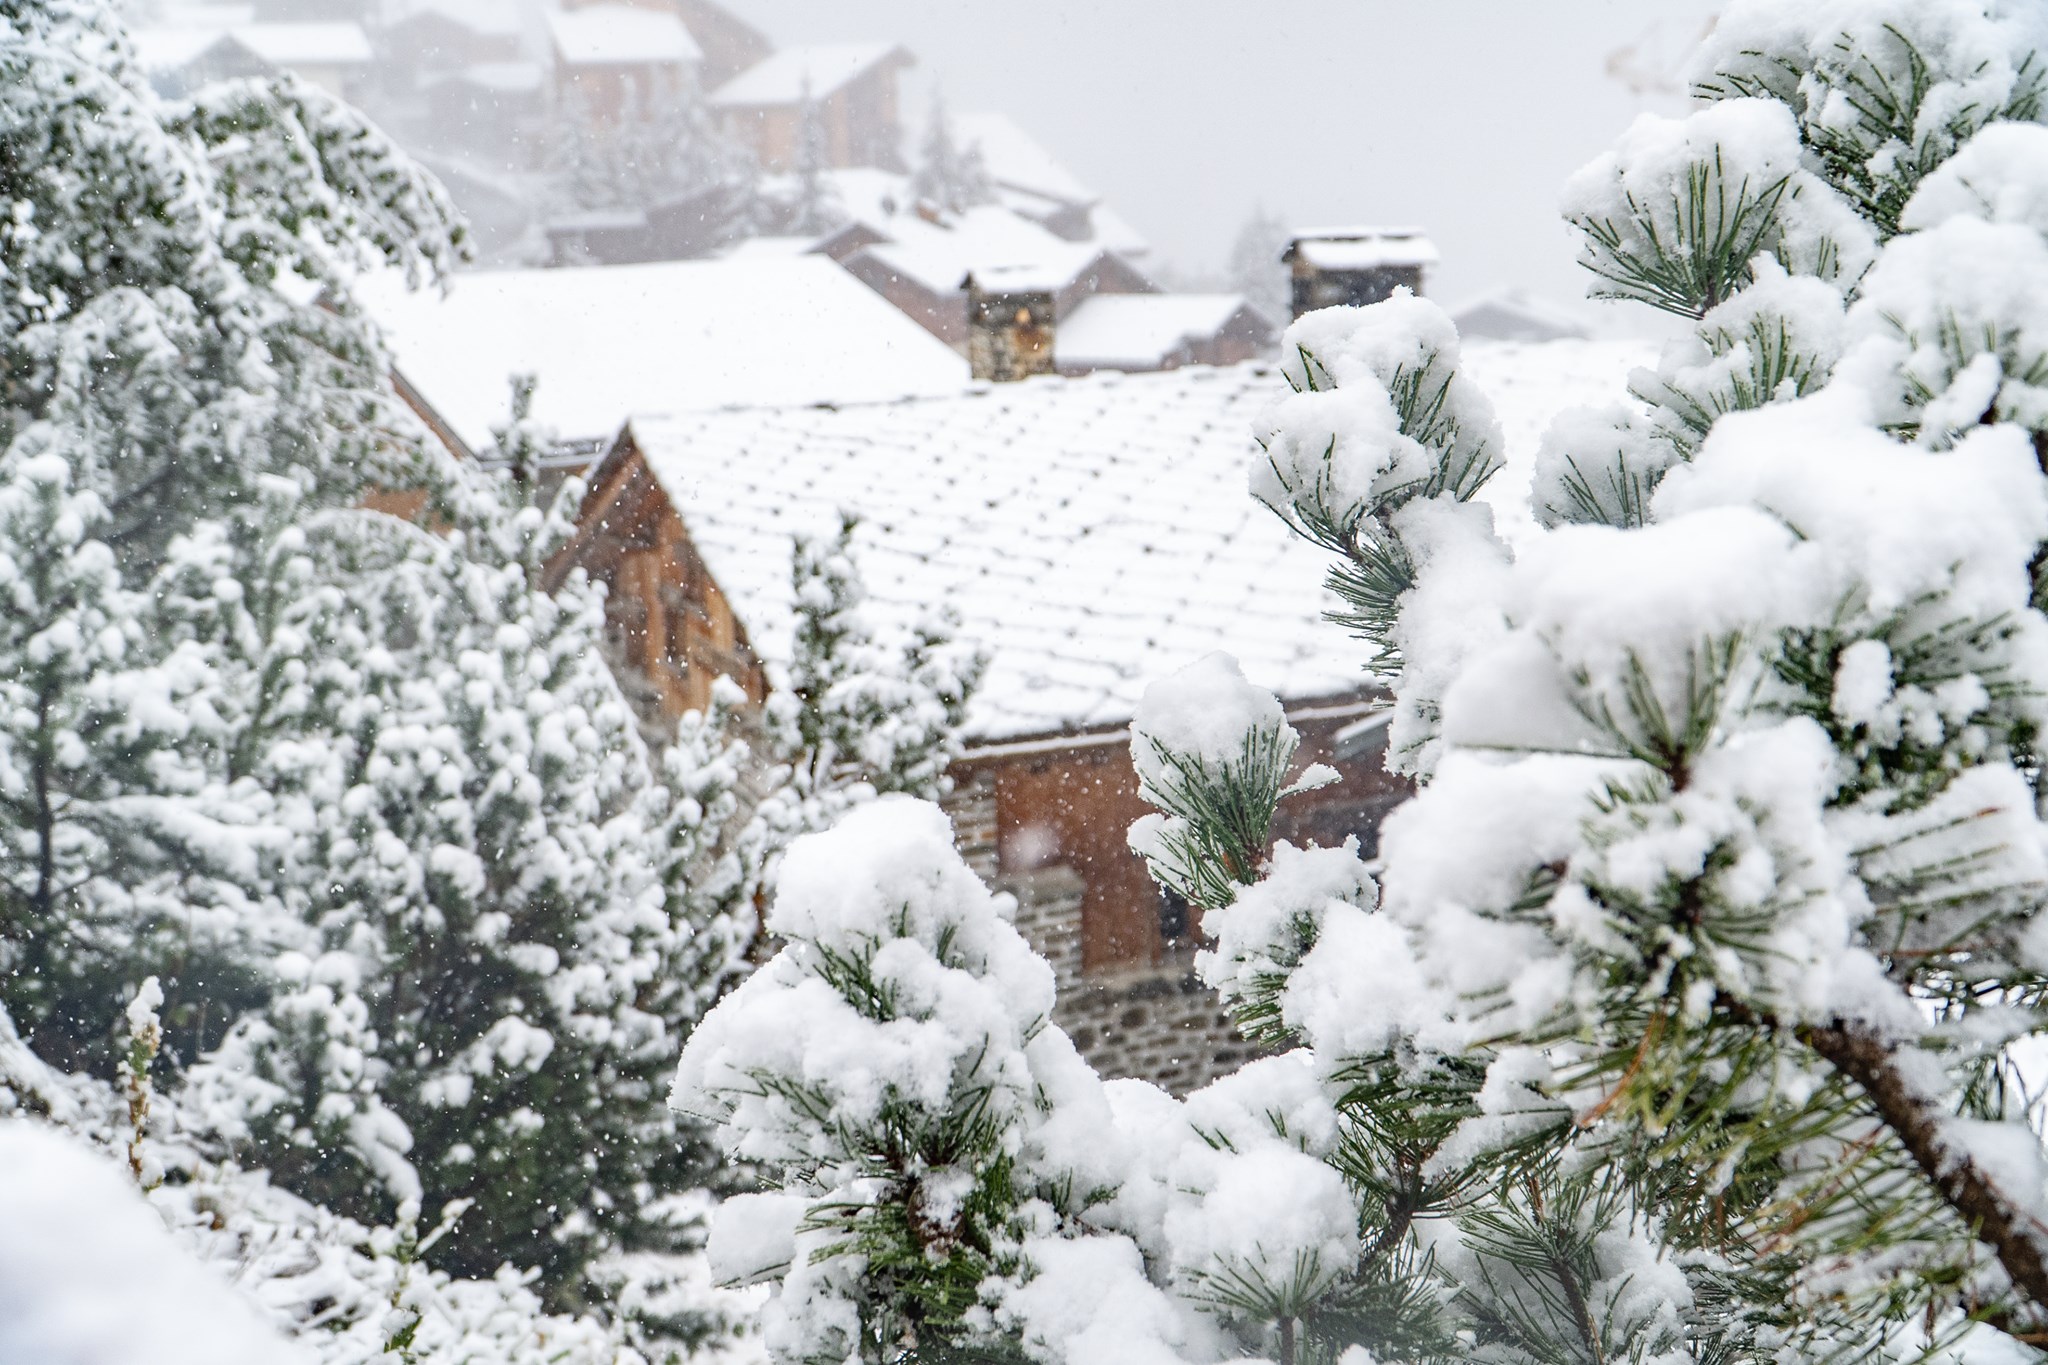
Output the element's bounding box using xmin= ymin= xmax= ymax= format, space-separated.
xmin=546 ymin=435 xmax=767 ymax=721
xmin=726 ymin=64 xmax=907 ymax=174
xmin=958 ymin=696 xmax=1409 ymax=978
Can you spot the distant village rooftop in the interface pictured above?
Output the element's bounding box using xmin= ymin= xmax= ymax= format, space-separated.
xmin=952 ymin=112 xmax=1098 ymax=208
xmin=389 ymin=0 xmax=526 ymax=39
xmin=133 ymin=19 xmax=374 ymax=73
xmin=1055 ymin=294 xmax=1273 ymax=373
xmin=709 ymin=42 xmax=913 ymax=106
xmin=1284 ymin=226 xmax=1442 ymax=271
xmin=852 ymin=204 xmax=1110 ymax=298
xmin=354 ymin=257 xmax=969 ymax=453
xmin=605 ymin=364 xmax=1370 ymax=741
xmin=547 ymin=5 xmax=702 ymax=66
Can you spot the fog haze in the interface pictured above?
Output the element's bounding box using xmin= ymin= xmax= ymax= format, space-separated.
xmin=738 ymin=1 xmax=1713 ymax=327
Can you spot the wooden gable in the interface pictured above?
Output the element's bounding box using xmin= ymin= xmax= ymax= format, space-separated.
xmin=545 ymin=428 xmax=768 ymax=725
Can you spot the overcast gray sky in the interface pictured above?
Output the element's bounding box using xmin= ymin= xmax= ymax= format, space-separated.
xmin=737 ymin=1 xmax=1715 ymax=331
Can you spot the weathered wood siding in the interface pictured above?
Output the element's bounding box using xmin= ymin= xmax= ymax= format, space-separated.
xmin=955 ymin=694 xmax=1407 ymax=979
xmin=546 ymin=434 xmax=768 ymax=726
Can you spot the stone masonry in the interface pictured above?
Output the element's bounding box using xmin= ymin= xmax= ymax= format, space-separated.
xmin=947 ymin=772 xmax=1254 ymax=1097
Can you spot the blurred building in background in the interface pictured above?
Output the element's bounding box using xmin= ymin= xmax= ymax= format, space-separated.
xmin=131 ymin=0 xmax=1277 ymax=383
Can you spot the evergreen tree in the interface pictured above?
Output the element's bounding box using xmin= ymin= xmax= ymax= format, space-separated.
xmin=2 ymin=1 xmax=752 ymax=1348
xmin=545 ymin=71 xmax=762 ymax=244
xmin=1226 ymin=203 xmax=1292 ymax=325
xmin=766 ymin=512 xmax=985 ymax=830
xmin=678 ymin=3 xmax=2048 ymax=1362
xmin=0 ymin=452 xmax=271 ymax=1070
xmin=784 ymin=79 xmax=844 ymax=238
xmin=910 ymin=95 xmax=996 ymax=216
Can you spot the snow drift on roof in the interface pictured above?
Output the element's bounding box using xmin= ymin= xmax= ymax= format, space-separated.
xmin=710 ymin=43 xmax=909 ymax=106
xmin=1086 ymin=203 xmax=1153 ymax=258
xmin=622 ymin=339 xmax=1645 ymax=740
xmin=135 ymin=19 xmax=372 ymax=69
xmin=390 ymin=0 xmax=525 ymax=37
xmin=952 ymin=112 xmax=1096 ymax=207
xmin=131 ymin=24 xmax=229 ymax=70
xmin=440 ymin=61 xmax=545 ymax=94
xmin=547 ymin=4 xmax=700 ymax=66
xmin=228 ymin=21 xmax=373 ymax=65
xmin=962 ymin=261 xmax=1101 ymax=294
xmin=1056 ymin=294 xmax=1260 ymax=368
xmin=854 ymin=204 xmax=1112 ymax=298
xmin=353 ymin=257 xmax=970 ymax=451
xmin=1289 ymin=228 xmax=1440 ymax=270
xmin=1450 ymin=290 xmax=1591 ymax=343
xmin=719 ymin=235 xmax=829 ymax=260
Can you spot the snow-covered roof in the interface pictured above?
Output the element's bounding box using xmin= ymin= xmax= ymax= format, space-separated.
xmin=1450 ymin=290 xmax=1592 ymax=343
xmin=719 ymin=235 xmax=830 ymax=260
xmin=1460 ymin=339 xmax=1657 ymax=549
xmin=709 ymin=43 xmax=910 ymax=107
xmin=133 ymin=20 xmax=373 ymax=70
xmin=440 ymin=61 xmax=545 ymax=94
xmin=389 ymin=0 xmax=526 ymax=38
xmin=962 ymin=262 xmax=1095 ymax=295
xmin=853 ymin=204 xmax=1113 ymax=299
xmin=1056 ymin=294 xmax=1264 ymax=369
xmin=131 ymin=23 xmax=229 ymax=71
xmin=624 ymin=339 xmax=1649 ymax=741
xmin=353 ymin=257 xmax=970 ymax=451
xmin=1288 ymin=228 xmax=1440 ymax=271
xmin=626 ymin=365 xmax=1365 ymax=740
xmin=802 ymin=168 xmax=1149 ymax=283
xmin=1087 ymin=204 xmax=1153 ymax=259
xmin=547 ymin=5 xmax=701 ymax=66
xmin=952 ymin=112 xmax=1096 ymax=207
xmin=228 ymin=22 xmax=373 ymax=66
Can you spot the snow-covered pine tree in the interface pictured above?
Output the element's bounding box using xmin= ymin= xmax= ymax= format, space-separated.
xmin=783 ymin=80 xmax=844 ymax=238
xmin=677 ymin=2 xmax=2048 ymax=1361
xmin=0 ymin=0 xmax=463 ymax=1069
xmin=767 ymin=512 xmax=985 ymax=826
xmin=0 ymin=0 xmax=464 ymax=566
xmin=0 ymin=451 xmax=272 ymax=1071
xmin=179 ymin=389 xmax=752 ymax=1308
xmin=4 ymin=1 xmax=752 ymax=1347
xmin=910 ymin=95 xmax=996 ymax=216
xmin=1226 ymin=204 xmax=1293 ymax=327
xmin=545 ymin=70 xmax=762 ymax=244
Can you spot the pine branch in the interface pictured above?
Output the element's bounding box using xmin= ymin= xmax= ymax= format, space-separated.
xmin=1795 ymin=1019 xmax=2048 ymax=1324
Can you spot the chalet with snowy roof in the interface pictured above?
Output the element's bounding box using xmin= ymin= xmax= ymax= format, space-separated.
xmin=353 ymin=256 xmax=970 ymax=461
xmin=375 ymin=0 xmax=525 ymax=76
xmin=667 ymin=0 xmax=772 ymax=88
xmin=833 ymin=203 xmax=1158 ymax=349
xmin=1451 ymin=290 xmax=1592 ymax=343
xmin=1284 ymin=227 xmax=1441 ymax=317
xmin=1055 ymin=294 xmax=1275 ymax=375
xmin=950 ymin=113 xmax=1152 ymax=258
xmin=710 ymin=44 xmax=916 ymax=173
xmin=135 ymin=19 xmax=374 ymax=100
xmin=547 ymin=4 xmax=700 ymax=122
xmin=539 ymin=365 xmax=1404 ymax=1090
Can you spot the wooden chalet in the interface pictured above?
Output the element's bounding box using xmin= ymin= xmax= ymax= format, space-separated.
xmin=543 ymin=366 xmax=1407 ymax=1092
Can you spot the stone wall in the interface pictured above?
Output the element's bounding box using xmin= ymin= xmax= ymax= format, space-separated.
xmin=965 ymin=286 xmax=1057 ymax=382
xmin=943 ymin=694 xmax=1402 ymax=1098
xmin=982 ymin=853 xmax=1254 ymax=1097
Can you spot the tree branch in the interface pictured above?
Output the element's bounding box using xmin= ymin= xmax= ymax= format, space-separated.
xmin=1798 ymin=1020 xmax=2048 ymax=1320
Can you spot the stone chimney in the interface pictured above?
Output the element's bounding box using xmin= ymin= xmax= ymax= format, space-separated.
xmin=962 ymin=267 xmax=1058 ymax=382
xmin=1281 ymin=227 xmax=1440 ymax=320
